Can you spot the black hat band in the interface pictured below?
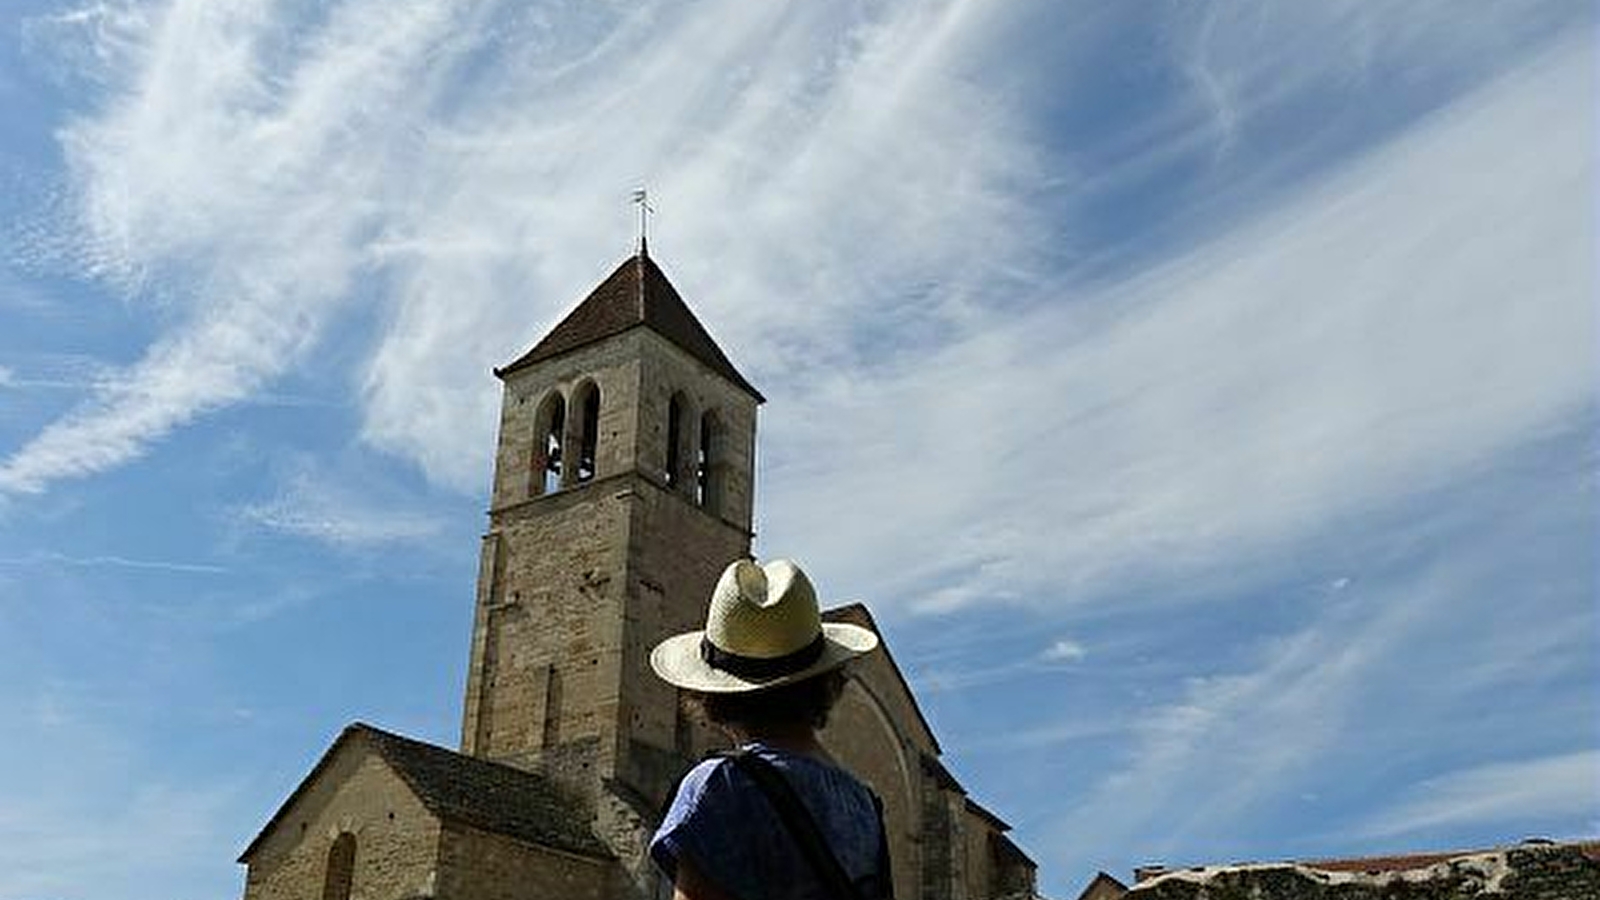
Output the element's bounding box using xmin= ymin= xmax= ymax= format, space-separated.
xmin=700 ymin=633 xmax=826 ymax=680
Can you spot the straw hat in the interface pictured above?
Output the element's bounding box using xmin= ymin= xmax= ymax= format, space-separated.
xmin=650 ymin=558 xmax=879 ymax=693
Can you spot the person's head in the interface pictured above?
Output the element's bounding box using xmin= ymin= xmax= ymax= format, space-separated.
xmin=685 ymin=668 xmax=848 ymax=737
xmin=650 ymin=558 xmax=877 ymax=729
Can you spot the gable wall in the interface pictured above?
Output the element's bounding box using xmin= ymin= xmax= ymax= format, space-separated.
xmin=823 ymin=655 xmax=942 ymax=899
xmin=242 ymin=744 xmax=441 ymax=900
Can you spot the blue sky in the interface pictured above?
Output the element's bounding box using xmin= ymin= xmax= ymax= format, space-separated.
xmin=0 ymin=2 xmax=1594 ymax=898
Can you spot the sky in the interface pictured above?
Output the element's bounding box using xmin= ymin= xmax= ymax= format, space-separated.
xmin=0 ymin=1 xmax=1594 ymax=898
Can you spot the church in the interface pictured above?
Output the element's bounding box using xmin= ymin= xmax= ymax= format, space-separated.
xmin=235 ymin=248 xmax=1038 ymax=900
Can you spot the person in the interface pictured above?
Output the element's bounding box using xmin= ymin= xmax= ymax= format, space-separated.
xmin=648 ymin=558 xmax=892 ymax=900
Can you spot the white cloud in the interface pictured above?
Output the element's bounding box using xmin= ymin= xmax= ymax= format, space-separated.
xmin=7 ymin=0 xmax=1041 ymax=497
xmin=1028 ymin=450 xmax=1595 ymax=879
xmin=8 ymin=7 xmax=1586 ymax=618
xmin=1041 ymin=638 xmax=1087 ymax=663
xmin=0 ymin=678 xmax=249 ymax=900
xmin=0 ymin=550 xmax=227 ymax=574
xmin=0 ymin=782 xmax=244 ymax=895
xmin=1362 ymin=751 xmax=1600 ymax=838
xmin=758 ymin=32 xmax=1594 ymax=613
xmin=1 ymin=0 xmax=467 ymax=494
xmin=236 ymin=467 xmax=445 ymax=548
xmin=1172 ymin=0 xmax=1580 ymax=156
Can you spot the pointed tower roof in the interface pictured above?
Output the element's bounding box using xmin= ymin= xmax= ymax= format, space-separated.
xmin=496 ymin=252 xmax=764 ymax=401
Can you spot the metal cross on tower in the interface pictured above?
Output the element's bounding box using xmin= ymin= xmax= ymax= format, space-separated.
xmin=631 ymin=188 xmax=655 ymax=256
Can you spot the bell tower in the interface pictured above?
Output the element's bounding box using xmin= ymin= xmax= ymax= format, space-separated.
xmin=459 ymin=249 xmax=763 ymax=807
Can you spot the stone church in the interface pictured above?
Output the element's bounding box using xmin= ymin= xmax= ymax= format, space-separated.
xmin=236 ymin=249 xmax=1038 ymax=900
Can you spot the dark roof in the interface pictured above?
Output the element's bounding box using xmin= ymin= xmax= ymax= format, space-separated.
xmin=496 ymin=252 xmax=763 ymax=401
xmin=964 ymin=796 xmax=1014 ymax=832
xmin=921 ymin=753 xmax=963 ymax=792
xmin=1073 ymin=871 xmax=1130 ymax=900
xmin=239 ymin=723 xmax=609 ymax=862
xmin=991 ymin=831 xmax=1039 ymax=870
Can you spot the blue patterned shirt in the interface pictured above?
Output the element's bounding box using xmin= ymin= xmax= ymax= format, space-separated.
xmin=650 ymin=743 xmax=887 ymax=900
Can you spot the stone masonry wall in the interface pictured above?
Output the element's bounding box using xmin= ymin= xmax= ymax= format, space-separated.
xmin=465 ymin=487 xmax=631 ymax=792
xmin=242 ymin=742 xmax=441 ymax=900
xmin=1129 ymin=843 xmax=1600 ymax=900
xmin=823 ymin=678 xmax=924 ymax=898
xmin=434 ymin=822 xmax=613 ymax=900
xmin=962 ymin=808 xmax=992 ymax=900
xmin=604 ymin=331 xmax=759 ymax=895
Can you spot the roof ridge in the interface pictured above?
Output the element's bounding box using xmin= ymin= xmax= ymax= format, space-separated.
xmin=495 ymin=252 xmax=763 ymax=401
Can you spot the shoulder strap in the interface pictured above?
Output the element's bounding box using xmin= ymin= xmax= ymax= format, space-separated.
xmin=721 ymin=749 xmax=868 ymax=900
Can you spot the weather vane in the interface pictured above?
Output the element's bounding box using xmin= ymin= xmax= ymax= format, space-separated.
xmin=631 ymin=188 xmax=655 ymax=256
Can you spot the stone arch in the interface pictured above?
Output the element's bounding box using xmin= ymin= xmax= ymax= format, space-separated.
xmin=531 ymin=390 xmax=566 ymax=496
xmin=823 ymin=677 xmax=919 ymax=897
xmin=572 ymin=379 xmax=602 ymax=484
xmin=696 ymin=408 xmax=727 ymax=513
xmin=321 ymin=831 xmax=356 ymax=900
xmin=665 ymin=391 xmax=695 ymax=492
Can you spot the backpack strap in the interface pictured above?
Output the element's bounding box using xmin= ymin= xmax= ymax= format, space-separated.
xmin=721 ymin=748 xmax=872 ymax=900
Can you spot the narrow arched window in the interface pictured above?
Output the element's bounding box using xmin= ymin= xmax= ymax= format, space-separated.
xmin=533 ymin=392 xmax=565 ymax=496
xmin=666 ymin=393 xmax=685 ymax=489
xmin=697 ymin=410 xmax=725 ymax=512
xmin=322 ymin=832 xmax=356 ymax=900
xmin=575 ymin=382 xmax=600 ymax=483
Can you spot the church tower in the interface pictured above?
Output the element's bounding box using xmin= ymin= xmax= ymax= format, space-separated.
xmin=237 ymin=245 xmax=1036 ymax=900
xmin=458 ymin=248 xmax=763 ymax=810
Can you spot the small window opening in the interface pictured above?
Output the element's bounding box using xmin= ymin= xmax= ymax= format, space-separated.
xmin=666 ymin=394 xmax=684 ymax=488
xmin=576 ymin=383 xmax=600 ymax=482
xmin=695 ymin=417 xmax=709 ymax=505
xmin=321 ymin=832 xmax=356 ymax=900
xmin=697 ymin=411 xmax=725 ymax=512
xmin=533 ymin=393 xmax=565 ymax=495
xmin=542 ymin=665 xmax=563 ymax=749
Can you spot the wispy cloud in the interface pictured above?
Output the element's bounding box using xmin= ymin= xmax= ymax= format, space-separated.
xmin=1170 ymin=0 xmax=1581 ymax=159
xmin=0 ymin=770 xmax=246 ymax=899
xmin=0 ymin=549 xmax=226 ymax=574
xmin=1 ymin=0 xmax=463 ymax=494
xmin=0 ymin=352 xmax=112 ymax=392
xmin=235 ymin=466 xmax=446 ymax=548
xmin=1361 ymin=751 xmax=1600 ymax=839
xmin=1030 ymin=435 xmax=1596 ymax=876
xmin=1041 ymin=638 xmax=1087 ymax=663
xmin=7 ymin=0 xmax=1041 ymax=497
xmin=759 ymin=32 xmax=1593 ymax=614
xmin=0 ymin=674 xmax=251 ymax=900
xmin=2 ymin=3 xmax=1591 ymax=898
xmin=8 ymin=7 xmax=1588 ymax=623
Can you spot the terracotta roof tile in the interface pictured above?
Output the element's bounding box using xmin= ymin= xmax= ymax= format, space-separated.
xmin=497 ymin=253 xmax=763 ymax=401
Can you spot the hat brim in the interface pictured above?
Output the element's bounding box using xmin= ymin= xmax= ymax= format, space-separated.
xmin=650 ymin=622 xmax=879 ymax=694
